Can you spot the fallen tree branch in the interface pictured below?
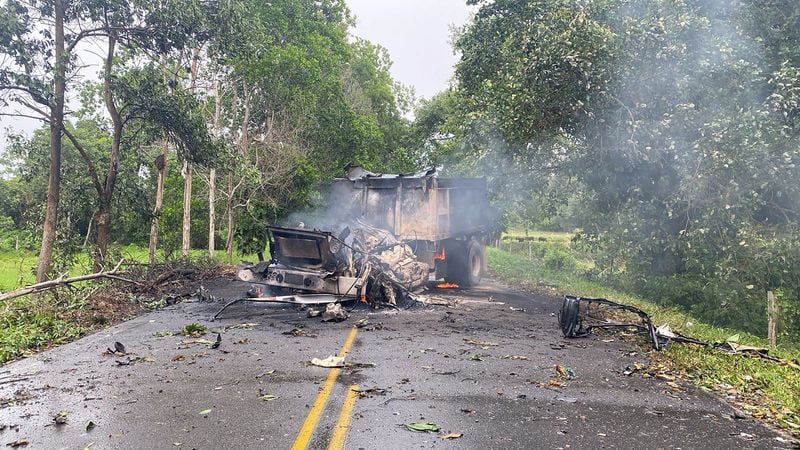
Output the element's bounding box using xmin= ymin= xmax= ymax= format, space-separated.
xmin=0 ymin=260 xmax=128 ymax=302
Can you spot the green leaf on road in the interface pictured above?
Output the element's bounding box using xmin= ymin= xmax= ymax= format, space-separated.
xmin=260 ymin=394 xmax=279 ymax=401
xmin=403 ymin=421 xmax=441 ymax=432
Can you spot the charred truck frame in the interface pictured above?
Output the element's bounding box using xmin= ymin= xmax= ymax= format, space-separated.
xmin=227 ymin=165 xmax=490 ymax=312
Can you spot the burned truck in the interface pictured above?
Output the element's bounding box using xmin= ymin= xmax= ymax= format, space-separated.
xmin=236 ymin=165 xmax=490 ymax=306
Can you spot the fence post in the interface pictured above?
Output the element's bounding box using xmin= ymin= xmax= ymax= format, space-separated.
xmin=767 ymin=290 xmax=778 ymax=349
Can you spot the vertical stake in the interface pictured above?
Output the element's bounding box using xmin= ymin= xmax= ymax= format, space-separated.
xmin=767 ymin=290 xmax=778 ymax=349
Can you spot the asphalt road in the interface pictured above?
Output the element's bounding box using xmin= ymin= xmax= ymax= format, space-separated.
xmin=0 ymin=278 xmax=794 ymax=449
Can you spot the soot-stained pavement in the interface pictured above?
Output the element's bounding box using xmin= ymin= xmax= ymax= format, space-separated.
xmin=0 ymin=278 xmax=793 ymax=449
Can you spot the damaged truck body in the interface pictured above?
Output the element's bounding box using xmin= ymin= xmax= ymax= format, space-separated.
xmin=234 ymin=166 xmax=491 ymax=309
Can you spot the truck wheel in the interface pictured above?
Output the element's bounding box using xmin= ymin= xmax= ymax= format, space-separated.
xmin=460 ymin=240 xmax=484 ymax=287
xmin=443 ymin=241 xmax=464 ymax=284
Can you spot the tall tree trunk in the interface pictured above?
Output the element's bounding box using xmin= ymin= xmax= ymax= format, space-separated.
xmin=181 ymin=160 xmax=192 ymax=258
xmin=225 ymin=174 xmax=234 ymax=259
xmin=208 ymin=168 xmax=216 ymax=258
xmin=148 ymin=136 xmax=168 ymax=266
xmin=224 ymin=80 xmax=251 ymax=259
xmin=94 ymin=34 xmax=122 ymax=272
xmin=181 ymin=47 xmax=201 ymax=259
xmin=36 ymin=0 xmax=65 ymax=282
xmin=208 ymin=79 xmax=221 ymax=258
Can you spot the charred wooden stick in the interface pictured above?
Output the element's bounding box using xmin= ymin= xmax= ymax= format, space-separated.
xmin=0 ymin=260 xmax=126 ymax=302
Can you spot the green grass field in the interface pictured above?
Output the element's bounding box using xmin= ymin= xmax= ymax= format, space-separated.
xmin=0 ymin=251 xmax=37 ymax=291
xmin=488 ymin=233 xmax=800 ymax=435
xmin=0 ymin=246 xmax=257 ymax=292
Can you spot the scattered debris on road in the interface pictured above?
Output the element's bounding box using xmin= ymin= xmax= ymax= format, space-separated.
xmin=321 ymin=303 xmax=348 ymax=322
xmin=210 ymin=333 xmax=221 ymax=349
xmin=559 ymin=295 xmax=800 ymax=369
xmin=463 ymin=338 xmax=498 ymax=348
xmin=52 ymin=411 xmax=68 ymax=425
xmin=352 ymin=387 xmax=387 ymax=397
xmin=439 ymin=432 xmax=463 ymax=440
xmin=555 ymin=364 xmax=575 ymax=380
xmin=310 ymin=356 xmax=345 ymax=368
xmin=5 ymin=439 xmax=29 ymax=448
xmin=181 ymin=323 xmax=207 ymax=337
xmin=558 ymin=295 xmax=661 ymax=349
xmin=282 ymin=327 xmax=311 ymax=337
xmin=402 ymin=421 xmax=441 ymax=433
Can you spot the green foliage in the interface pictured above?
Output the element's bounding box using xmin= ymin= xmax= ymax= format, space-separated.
xmin=181 ymin=322 xmax=207 ymax=336
xmin=451 ymin=0 xmax=800 ymax=339
xmin=541 ymin=245 xmax=577 ymax=271
xmin=0 ymin=292 xmax=86 ymax=363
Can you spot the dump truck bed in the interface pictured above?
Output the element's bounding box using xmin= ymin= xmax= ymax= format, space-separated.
xmin=331 ymin=168 xmax=489 ymax=242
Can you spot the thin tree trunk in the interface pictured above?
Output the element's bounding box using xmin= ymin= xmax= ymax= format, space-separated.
xmin=181 ymin=47 xmax=201 ymax=259
xmin=36 ymin=0 xmax=65 ymax=282
xmin=208 ymin=168 xmax=216 ymax=258
xmin=82 ymin=215 xmax=93 ymax=248
xmin=181 ymin=160 xmax=192 ymax=258
xmin=208 ymin=79 xmax=221 ymax=258
xmin=148 ymin=136 xmax=168 ymax=265
xmin=225 ymin=174 xmax=234 ymax=258
xmin=240 ymin=80 xmax=250 ymax=157
xmin=223 ymin=80 xmax=251 ymax=259
xmin=94 ymin=34 xmax=122 ymax=272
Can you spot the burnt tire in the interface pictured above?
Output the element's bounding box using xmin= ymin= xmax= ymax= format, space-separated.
xmin=461 ymin=240 xmax=484 ymax=287
xmin=559 ymin=296 xmax=580 ymax=337
xmin=442 ymin=242 xmax=465 ymax=285
xmin=445 ymin=240 xmax=483 ymax=287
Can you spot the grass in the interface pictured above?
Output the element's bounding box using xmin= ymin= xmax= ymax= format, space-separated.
xmin=0 ymin=293 xmax=91 ymax=363
xmin=488 ymin=235 xmax=800 ymax=437
xmin=0 ymin=244 xmax=254 ymax=363
xmin=0 ymin=250 xmax=37 ymax=291
xmin=0 ymin=245 xmax=257 ymax=292
xmin=503 ymin=228 xmax=574 ymax=245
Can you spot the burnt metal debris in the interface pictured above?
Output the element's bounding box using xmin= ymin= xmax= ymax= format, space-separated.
xmin=212 ymin=165 xmax=491 ymax=320
xmin=558 ymin=295 xmax=663 ymax=350
xmin=559 ymin=295 xmax=800 ymax=368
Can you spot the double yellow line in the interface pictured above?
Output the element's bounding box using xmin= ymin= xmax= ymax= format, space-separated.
xmin=291 ymin=327 xmax=359 ymax=450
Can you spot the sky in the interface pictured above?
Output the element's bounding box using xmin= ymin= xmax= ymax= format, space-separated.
xmin=0 ymin=1 xmax=472 ymax=151
xmin=345 ymin=0 xmax=472 ymax=100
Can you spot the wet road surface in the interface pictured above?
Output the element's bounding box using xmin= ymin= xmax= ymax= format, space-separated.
xmin=0 ymin=278 xmax=794 ymax=449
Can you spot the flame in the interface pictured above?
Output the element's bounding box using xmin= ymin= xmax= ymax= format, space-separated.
xmin=437 ymin=282 xmax=460 ymax=289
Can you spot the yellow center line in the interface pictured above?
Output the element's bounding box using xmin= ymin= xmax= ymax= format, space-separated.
xmin=327 ymin=385 xmax=359 ymax=450
xmin=291 ymin=326 xmax=358 ymax=450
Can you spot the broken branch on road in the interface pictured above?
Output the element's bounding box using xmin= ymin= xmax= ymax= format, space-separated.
xmin=0 ymin=260 xmax=126 ymax=302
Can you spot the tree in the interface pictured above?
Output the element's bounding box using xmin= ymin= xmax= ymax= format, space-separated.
xmin=60 ymin=0 xmax=215 ymax=270
xmin=452 ymin=0 xmax=800 ymax=334
xmin=1 ymin=0 xmax=68 ymax=281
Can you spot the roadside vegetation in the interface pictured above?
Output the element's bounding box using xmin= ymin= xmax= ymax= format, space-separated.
xmin=488 ymin=231 xmax=800 ymax=437
xmin=0 ymin=247 xmax=247 ymax=364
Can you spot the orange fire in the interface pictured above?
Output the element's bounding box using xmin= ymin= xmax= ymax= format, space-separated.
xmin=437 ymin=282 xmax=460 ymax=289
